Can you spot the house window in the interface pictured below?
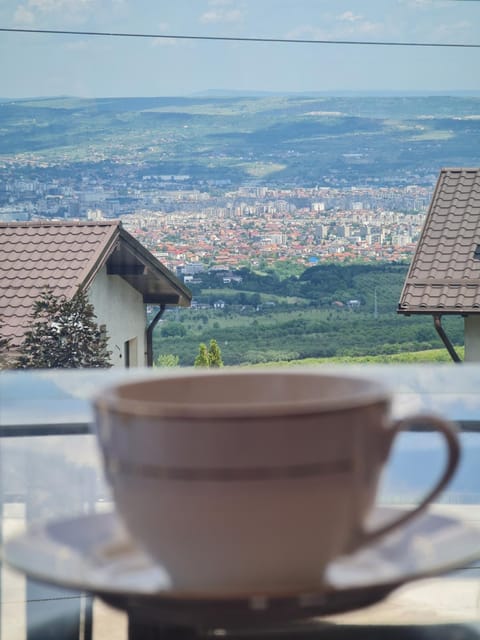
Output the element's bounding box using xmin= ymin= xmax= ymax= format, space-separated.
xmin=473 ymin=245 xmax=480 ymax=260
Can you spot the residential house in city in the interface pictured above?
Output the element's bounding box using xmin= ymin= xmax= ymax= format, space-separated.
xmin=397 ymin=168 xmax=480 ymax=361
xmin=0 ymin=220 xmax=191 ymax=367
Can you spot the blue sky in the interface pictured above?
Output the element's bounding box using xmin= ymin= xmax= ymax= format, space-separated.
xmin=1 ymin=0 xmax=479 ymax=98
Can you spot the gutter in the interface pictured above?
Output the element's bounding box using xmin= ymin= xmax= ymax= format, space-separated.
xmin=433 ymin=314 xmax=462 ymax=363
xmin=146 ymin=304 xmax=166 ymax=367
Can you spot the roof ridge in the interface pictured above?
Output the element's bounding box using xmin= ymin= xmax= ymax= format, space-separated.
xmin=440 ymin=167 xmax=480 ymax=173
xmin=0 ymin=220 xmax=121 ymax=229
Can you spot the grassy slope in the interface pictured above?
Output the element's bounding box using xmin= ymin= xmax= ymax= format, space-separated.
xmin=250 ymin=347 xmax=464 ymax=367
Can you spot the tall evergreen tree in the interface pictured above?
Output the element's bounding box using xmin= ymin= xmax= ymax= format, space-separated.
xmin=194 ymin=342 xmax=210 ymax=367
xmin=208 ymin=338 xmax=224 ymax=367
xmin=194 ymin=339 xmax=224 ymax=367
xmin=16 ymin=288 xmax=112 ymax=369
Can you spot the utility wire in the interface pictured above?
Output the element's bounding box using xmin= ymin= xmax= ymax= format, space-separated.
xmin=0 ymin=26 xmax=479 ymax=48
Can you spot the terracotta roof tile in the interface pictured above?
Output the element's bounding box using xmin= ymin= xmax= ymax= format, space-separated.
xmin=0 ymin=220 xmax=119 ymax=344
xmin=398 ymin=168 xmax=480 ymax=314
xmin=0 ymin=219 xmax=191 ymax=348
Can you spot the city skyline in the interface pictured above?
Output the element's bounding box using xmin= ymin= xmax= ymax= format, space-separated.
xmin=1 ymin=0 xmax=479 ymax=98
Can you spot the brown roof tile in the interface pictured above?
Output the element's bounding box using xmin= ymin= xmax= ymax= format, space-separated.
xmin=0 ymin=220 xmax=191 ymax=346
xmin=0 ymin=220 xmax=119 ymax=344
xmin=398 ymin=168 xmax=480 ymax=315
xmin=0 ymin=221 xmax=118 ymax=342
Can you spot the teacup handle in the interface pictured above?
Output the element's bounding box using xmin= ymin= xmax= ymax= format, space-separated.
xmin=359 ymin=414 xmax=460 ymax=546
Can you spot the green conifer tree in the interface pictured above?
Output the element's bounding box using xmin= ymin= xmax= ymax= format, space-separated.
xmin=208 ymin=338 xmax=224 ymax=367
xmin=194 ymin=342 xmax=210 ymax=367
xmin=16 ymin=288 xmax=111 ymax=369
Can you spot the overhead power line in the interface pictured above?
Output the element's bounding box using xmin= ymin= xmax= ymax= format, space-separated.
xmin=0 ymin=27 xmax=479 ymax=48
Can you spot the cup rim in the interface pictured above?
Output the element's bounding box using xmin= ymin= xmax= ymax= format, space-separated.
xmin=94 ymin=369 xmax=390 ymax=420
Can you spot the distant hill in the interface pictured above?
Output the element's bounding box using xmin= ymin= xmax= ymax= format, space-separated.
xmin=2 ymin=94 xmax=480 ymax=187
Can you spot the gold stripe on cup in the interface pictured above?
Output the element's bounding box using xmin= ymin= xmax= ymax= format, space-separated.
xmin=105 ymin=458 xmax=354 ymax=482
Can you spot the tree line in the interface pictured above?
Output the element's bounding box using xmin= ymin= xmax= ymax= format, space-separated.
xmin=153 ymin=262 xmax=463 ymax=366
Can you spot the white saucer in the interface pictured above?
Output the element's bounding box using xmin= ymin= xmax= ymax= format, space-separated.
xmin=3 ymin=507 xmax=480 ymax=628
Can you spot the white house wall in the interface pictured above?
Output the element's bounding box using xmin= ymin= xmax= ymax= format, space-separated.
xmin=88 ymin=266 xmax=146 ymax=367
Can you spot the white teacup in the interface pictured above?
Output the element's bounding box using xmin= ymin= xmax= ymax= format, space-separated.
xmin=93 ymin=369 xmax=460 ymax=595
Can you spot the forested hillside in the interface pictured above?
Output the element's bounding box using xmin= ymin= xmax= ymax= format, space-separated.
xmin=152 ymin=263 xmax=464 ymax=366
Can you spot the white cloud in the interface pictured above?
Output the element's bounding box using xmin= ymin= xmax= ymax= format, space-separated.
xmin=401 ymin=0 xmax=432 ymax=6
xmin=200 ymin=8 xmax=244 ymax=24
xmin=398 ymin=0 xmax=451 ymax=8
xmin=432 ymin=20 xmax=471 ymax=38
xmin=338 ymin=11 xmax=363 ymax=23
xmin=13 ymin=5 xmax=35 ymax=25
xmin=287 ymin=15 xmax=383 ymax=42
xmin=28 ymin=0 xmax=94 ymax=11
xmin=333 ymin=11 xmax=383 ymax=36
xmin=354 ymin=21 xmax=383 ymax=35
xmin=12 ymin=0 xmax=104 ymax=25
xmin=286 ymin=25 xmax=329 ymax=40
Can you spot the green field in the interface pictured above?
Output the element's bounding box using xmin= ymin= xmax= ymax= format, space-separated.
xmin=152 ymin=263 xmax=464 ymax=366
xmin=248 ymin=347 xmax=464 ymax=367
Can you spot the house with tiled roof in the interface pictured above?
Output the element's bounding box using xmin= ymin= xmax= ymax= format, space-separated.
xmin=397 ymin=168 xmax=480 ymax=362
xmin=0 ymin=220 xmax=191 ymax=367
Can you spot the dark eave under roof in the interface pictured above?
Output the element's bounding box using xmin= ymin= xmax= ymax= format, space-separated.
xmin=104 ymin=226 xmax=192 ymax=306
